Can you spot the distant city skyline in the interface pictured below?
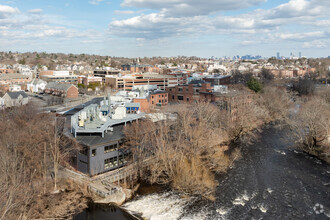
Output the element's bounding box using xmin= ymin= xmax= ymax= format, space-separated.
xmin=0 ymin=0 xmax=329 ymax=58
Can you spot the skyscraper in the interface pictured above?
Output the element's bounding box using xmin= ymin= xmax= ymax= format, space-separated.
xmin=299 ymin=52 xmax=301 ymax=58
xmin=277 ymin=52 xmax=280 ymax=59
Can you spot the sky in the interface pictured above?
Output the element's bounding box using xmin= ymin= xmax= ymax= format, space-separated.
xmin=0 ymin=0 xmax=329 ymax=58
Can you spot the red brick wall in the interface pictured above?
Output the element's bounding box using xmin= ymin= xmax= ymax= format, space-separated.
xmin=66 ymin=86 xmax=78 ymax=98
xmin=133 ymin=98 xmax=150 ymax=113
xmin=149 ymin=93 xmax=168 ymax=107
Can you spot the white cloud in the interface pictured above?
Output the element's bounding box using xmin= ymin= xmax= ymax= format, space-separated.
xmin=266 ymin=0 xmax=329 ymax=19
xmin=88 ymin=0 xmax=104 ymax=5
xmin=0 ymin=4 xmax=19 ymax=18
xmin=110 ymin=0 xmax=330 ymax=45
xmin=0 ymin=4 xmax=103 ymax=47
xmin=28 ymin=9 xmax=43 ymax=14
xmin=122 ymin=0 xmax=265 ymax=17
xmin=302 ymin=40 xmax=329 ymax=48
xmin=274 ymin=31 xmax=326 ymax=41
xmin=114 ymin=10 xmax=135 ymax=15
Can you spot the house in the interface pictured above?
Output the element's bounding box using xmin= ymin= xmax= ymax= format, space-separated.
xmin=45 ymin=82 xmax=78 ymax=98
xmin=27 ymin=78 xmax=47 ymax=93
xmin=2 ymin=91 xmax=29 ymax=108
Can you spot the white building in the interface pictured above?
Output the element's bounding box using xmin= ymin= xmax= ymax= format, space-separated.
xmin=208 ymin=62 xmax=227 ymax=73
xmin=2 ymin=91 xmax=29 ymax=108
xmin=27 ymin=78 xmax=47 ymax=93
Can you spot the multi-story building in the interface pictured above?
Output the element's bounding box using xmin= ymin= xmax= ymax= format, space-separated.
xmin=121 ymin=63 xmax=160 ymax=73
xmin=133 ymin=91 xmax=168 ymax=112
xmin=166 ymin=82 xmax=213 ymax=103
xmin=66 ymin=96 xmax=145 ymax=176
xmin=202 ymin=75 xmax=231 ymax=85
xmin=0 ymin=73 xmax=30 ymax=85
xmin=93 ymin=68 xmax=122 ymax=84
xmin=77 ymin=75 xmax=103 ymax=86
xmin=106 ymin=73 xmax=186 ymax=91
xmin=167 ymin=82 xmax=252 ymax=121
xmin=39 ymin=71 xmax=78 ymax=83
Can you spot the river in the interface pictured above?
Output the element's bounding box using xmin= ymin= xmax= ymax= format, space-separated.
xmin=124 ymin=125 xmax=330 ymax=219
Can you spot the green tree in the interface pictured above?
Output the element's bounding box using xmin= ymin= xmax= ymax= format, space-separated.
xmin=247 ymin=77 xmax=262 ymax=93
xmin=18 ymin=58 xmax=26 ymax=65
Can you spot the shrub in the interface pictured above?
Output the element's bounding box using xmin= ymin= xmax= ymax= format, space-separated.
xmin=247 ymin=77 xmax=262 ymax=93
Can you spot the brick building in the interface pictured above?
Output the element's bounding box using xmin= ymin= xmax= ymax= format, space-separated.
xmin=167 ymin=82 xmax=253 ymax=121
xmin=45 ymin=82 xmax=78 ymax=98
xmin=0 ymin=73 xmax=30 ymax=93
xmin=133 ymin=91 xmax=168 ymax=112
xmin=166 ymin=82 xmax=212 ymax=103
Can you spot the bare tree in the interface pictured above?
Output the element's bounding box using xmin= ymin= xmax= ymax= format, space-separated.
xmin=289 ymin=98 xmax=330 ymax=158
xmin=258 ymin=85 xmax=293 ymax=122
xmin=125 ymin=103 xmax=222 ymax=198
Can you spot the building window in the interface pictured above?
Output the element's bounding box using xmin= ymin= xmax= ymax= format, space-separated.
xmin=104 ymin=144 xmax=117 ymax=153
xmin=152 ymin=101 xmax=154 ymax=104
xmin=118 ymin=155 xmax=127 ymax=165
xmin=178 ymin=95 xmax=184 ymax=100
xmin=80 ymin=148 xmax=88 ymax=156
xmin=178 ymin=87 xmax=183 ymax=92
xmin=152 ymin=96 xmax=154 ymax=99
xmin=172 ymin=95 xmax=174 ymax=100
xmin=159 ymin=100 xmax=161 ymax=103
xmin=92 ymin=149 xmax=96 ymax=157
xmin=104 ymin=157 xmax=117 ymax=169
xmin=187 ymin=98 xmax=189 ymax=102
xmin=186 ymin=88 xmax=189 ymax=92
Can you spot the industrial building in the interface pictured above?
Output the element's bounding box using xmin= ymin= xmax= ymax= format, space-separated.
xmin=67 ymin=95 xmax=145 ymax=176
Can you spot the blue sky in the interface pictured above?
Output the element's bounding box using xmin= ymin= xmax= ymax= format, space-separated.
xmin=0 ymin=0 xmax=329 ymax=58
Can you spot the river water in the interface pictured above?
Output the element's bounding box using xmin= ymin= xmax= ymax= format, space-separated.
xmin=124 ymin=125 xmax=330 ymax=219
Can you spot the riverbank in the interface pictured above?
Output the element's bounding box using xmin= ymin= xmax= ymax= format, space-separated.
xmin=121 ymin=125 xmax=330 ymax=219
xmin=28 ymin=180 xmax=92 ymax=219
